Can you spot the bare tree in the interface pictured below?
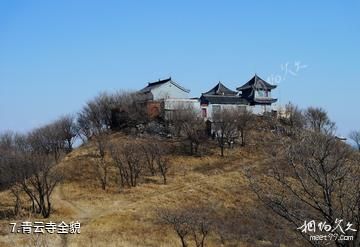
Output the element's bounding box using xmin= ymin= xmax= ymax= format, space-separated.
xmin=304 ymin=107 xmax=335 ymax=134
xmin=109 ymin=142 xmax=126 ymax=188
xmin=236 ymin=108 xmax=253 ymax=146
xmin=77 ymin=91 xmax=148 ymax=140
xmin=349 ymin=130 xmax=360 ymax=152
xmin=10 ymin=184 xmax=22 ymax=216
xmin=213 ymin=108 xmax=239 ymax=156
xmin=93 ymin=133 xmax=110 ymax=190
xmin=28 ymin=123 xmax=66 ymax=163
xmin=0 ymin=130 xmax=15 ymax=152
xmin=0 ymin=131 xmax=15 ymax=190
xmin=110 ymin=141 xmax=143 ymax=188
xmin=26 ymin=124 xmax=65 ymax=218
xmin=2 ymin=124 xmax=66 ymax=218
xmin=0 ymin=121 xmax=72 ymax=218
xmin=159 ymin=208 xmax=191 ymax=247
xmin=188 ymin=207 xmax=212 ymax=247
xmin=77 ymin=92 xmax=115 ymax=140
xmin=155 ymin=146 xmax=170 ymax=185
xmin=183 ymin=119 xmax=206 ymax=156
xmin=141 ymin=141 xmax=171 ymax=184
xmin=20 ymin=152 xmax=62 ymax=218
xmin=1 ymin=125 xmax=66 ymax=218
xmin=110 ymin=91 xmax=149 ymax=129
xmin=170 ymin=105 xmax=206 ymax=155
xmin=281 ymin=102 xmax=305 ymax=135
xmin=0 ymin=131 xmax=25 ymax=215
xmin=141 ymin=141 xmax=158 ymax=176
xmin=158 ymin=206 xmax=213 ymax=247
xmin=55 ymin=114 xmax=77 ymax=153
xmin=248 ymin=131 xmax=360 ymax=247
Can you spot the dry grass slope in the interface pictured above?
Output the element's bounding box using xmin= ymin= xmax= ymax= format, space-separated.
xmin=0 ymin=131 xmax=304 ymax=247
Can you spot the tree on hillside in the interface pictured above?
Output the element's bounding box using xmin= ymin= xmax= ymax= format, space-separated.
xmin=159 ymin=208 xmax=191 ymax=247
xmin=110 ymin=91 xmax=149 ymax=129
xmin=0 ymin=131 xmax=14 ymax=152
xmin=154 ymin=143 xmax=171 ymax=185
xmin=158 ymin=206 xmax=213 ymax=247
xmin=4 ymin=124 xmax=65 ymax=218
xmin=0 ymin=122 xmax=68 ymax=218
xmin=21 ymin=152 xmax=62 ymax=218
xmin=77 ymin=91 xmax=149 ymax=140
xmin=213 ymin=109 xmax=239 ymax=157
xmin=55 ymin=114 xmax=78 ymax=153
xmin=281 ymin=103 xmax=305 ymax=134
xmin=0 ymin=131 xmax=25 ymax=215
xmin=304 ymin=107 xmax=335 ymax=134
xmin=141 ymin=140 xmax=171 ymax=184
xmin=77 ymin=92 xmax=115 ymax=140
xmin=25 ymin=125 xmax=66 ymax=217
xmin=249 ymin=131 xmax=360 ymax=247
xmin=235 ymin=108 xmax=254 ymax=146
xmin=170 ymin=105 xmax=207 ymax=155
xmin=110 ymin=141 xmax=143 ymax=188
xmin=182 ymin=115 xmax=207 ymax=156
xmin=349 ymin=130 xmax=360 ymax=152
xmin=93 ymin=133 xmax=111 ymax=190
xmin=141 ymin=141 xmax=158 ymax=176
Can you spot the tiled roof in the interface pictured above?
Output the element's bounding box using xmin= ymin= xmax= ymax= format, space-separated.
xmin=236 ymin=74 xmax=277 ymax=91
xmin=202 ymin=82 xmax=237 ymax=96
xmin=139 ymin=77 xmax=190 ymax=94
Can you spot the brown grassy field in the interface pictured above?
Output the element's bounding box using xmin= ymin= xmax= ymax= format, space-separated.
xmin=0 ymin=131 xmax=304 ymax=247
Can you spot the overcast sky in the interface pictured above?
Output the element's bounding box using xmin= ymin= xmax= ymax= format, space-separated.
xmin=0 ymin=1 xmax=359 ymax=137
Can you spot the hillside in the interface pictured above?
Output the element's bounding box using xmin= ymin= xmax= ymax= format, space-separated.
xmin=1 ymin=131 xmax=305 ymax=247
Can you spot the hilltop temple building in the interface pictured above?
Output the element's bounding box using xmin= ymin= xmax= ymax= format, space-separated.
xmin=236 ymin=74 xmax=277 ymax=114
xmin=137 ymin=74 xmax=278 ymax=121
